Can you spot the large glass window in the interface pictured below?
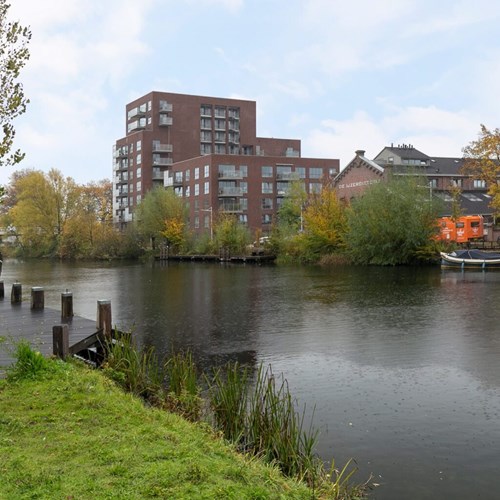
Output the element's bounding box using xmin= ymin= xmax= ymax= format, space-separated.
xmin=262 ymin=166 xmax=273 ymax=178
xmin=195 ymin=167 xmax=200 ymax=180
xmin=309 ymin=167 xmax=322 ymax=179
xmin=473 ymin=179 xmax=486 ymax=188
xmin=204 ymin=165 xmax=210 ymax=178
xmin=262 ymin=182 xmax=273 ymax=194
xmin=262 ymin=198 xmax=273 ymax=210
xmin=204 ymin=181 xmax=210 ymax=195
xmin=194 ymin=184 xmax=199 ymax=196
xmin=296 ymin=167 xmax=306 ymax=179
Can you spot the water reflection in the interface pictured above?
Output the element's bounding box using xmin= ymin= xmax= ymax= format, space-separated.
xmin=2 ymin=260 xmax=500 ymax=499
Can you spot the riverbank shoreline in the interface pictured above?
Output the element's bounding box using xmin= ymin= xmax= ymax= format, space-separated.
xmin=0 ymin=358 xmax=316 ymax=499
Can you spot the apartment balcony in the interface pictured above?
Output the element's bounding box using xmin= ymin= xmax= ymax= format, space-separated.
xmin=159 ymin=115 xmax=173 ymax=126
xmin=117 ymin=190 xmax=129 ymax=197
xmin=219 ymin=203 xmax=243 ymax=213
xmin=116 ymin=160 xmax=129 ymax=171
xmin=152 ymin=143 xmax=173 ymax=153
xmin=218 ymin=187 xmax=243 ymax=197
xmin=228 ymin=121 xmax=239 ymax=131
xmin=127 ymin=106 xmax=146 ymax=120
xmin=153 ymin=157 xmax=173 ymax=166
xmin=128 ymin=118 xmax=146 ymax=133
xmin=116 ymin=176 xmax=128 ymax=184
xmin=114 ymin=148 xmax=128 ymax=159
xmin=218 ymin=170 xmax=243 ymax=180
xmin=276 ymin=172 xmax=296 ymax=181
xmin=152 ymin=169 xmax=164 ymax=181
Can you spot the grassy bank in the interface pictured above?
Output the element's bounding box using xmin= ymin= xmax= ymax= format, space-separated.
xmin=0 ymin=356 xmax=313 ymax=499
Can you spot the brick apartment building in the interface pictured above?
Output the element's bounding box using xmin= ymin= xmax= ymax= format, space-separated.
xmin=113 ymin=91 xmax=339 ymax=235
xmin=335 ymin=144 xmax=494 ymax=221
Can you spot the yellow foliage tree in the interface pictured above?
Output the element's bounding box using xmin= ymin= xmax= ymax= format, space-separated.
xmin=302 ymin=181 xmax=347 ymax=256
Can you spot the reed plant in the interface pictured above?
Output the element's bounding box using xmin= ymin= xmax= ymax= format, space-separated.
xmin=207 ymin=362 xmax=249 ymax=443
xmin=164 ymin=350 xmax=202 ymax=420
xmin=102 ymin=336 xmax=164 ymax=404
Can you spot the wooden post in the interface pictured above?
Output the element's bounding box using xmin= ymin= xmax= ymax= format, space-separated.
xmin=11 ymin=282 xmax=22 ymax=304
xmin=61 ymin=291 xmax=73 ymax=319
xmin=96 ymin=300 xmax=112 ymax=337
xmin=53 ymin=325 xmax=69 ymax=358
xmin=31 ymin=287 xmax=44 ymax=310
xmin=0 ymin=280 xmax=4 ymax=299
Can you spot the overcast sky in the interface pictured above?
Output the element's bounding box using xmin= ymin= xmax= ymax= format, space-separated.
xmin=5 ymin=0 xmax=500 ymax=185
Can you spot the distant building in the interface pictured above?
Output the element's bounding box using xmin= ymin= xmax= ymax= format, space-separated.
xmin=113 ymin=91 xmax=339 ymax=235
xmin=335 ymin=144 xmax=494 ymax=220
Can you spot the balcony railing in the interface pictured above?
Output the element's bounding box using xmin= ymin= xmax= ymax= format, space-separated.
xmin=152 ymin=169 xmax=164 ymax=181
xmin=153 ymin=157 xmax=173 ymax=166
xmin=218 ymin=170 xmax=243 ymax=180
xmin=159 ymin=115 xmax=173 ymax=126
xmin=152 ymin=143 xmax=173 ymax=153
xmin=219 ymin=203 xmax=243 ymax=212
xmin=218 ymin=187 xmax=243 ymax=196
xmin=159 ymin=102 xmax=173 ymax=113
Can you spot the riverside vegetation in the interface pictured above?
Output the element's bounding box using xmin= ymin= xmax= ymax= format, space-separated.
xmin=0 ymin=339 xmax=370 ymax=499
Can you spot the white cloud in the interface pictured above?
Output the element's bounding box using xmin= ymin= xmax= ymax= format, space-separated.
xmin=303 ymin=106 xmax=479 ymax=169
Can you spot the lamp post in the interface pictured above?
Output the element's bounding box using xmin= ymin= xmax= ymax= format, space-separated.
xmin=201 ymin=207 xmax=213 ymax=240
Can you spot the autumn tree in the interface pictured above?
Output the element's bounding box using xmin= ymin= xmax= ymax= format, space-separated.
xmin=277 ymin=180 xmax=307 ymax=234
xmin=135 ymin=187 xmax=187 ymax=250
xmin=213 ymin=213 xmax=249 ymax=254
xmin=462 ymin=124 xmax=500 ymax=215
xmin=346 ymin=175 xmax=441 ymax=265
xmin=1 ymin=0 xmax=31 ymax=166
xmin=301 ymin=181 xmax=347 ymax=259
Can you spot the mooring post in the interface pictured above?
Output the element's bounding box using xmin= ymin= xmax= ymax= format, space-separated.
xmin=0 ymin=280 xmax=4 ymax=299
xmin=11 ymin=282 xmax=22 ymax=304
xmin=31 ymin=287 xmax=45 ymax=310
xmin=61 ymin=291 xmax=73 ymax=319
xmin=97 ymin=299 xmax=112 ymax=337
xmin=53 ymin=324 xmax=69 ymax=358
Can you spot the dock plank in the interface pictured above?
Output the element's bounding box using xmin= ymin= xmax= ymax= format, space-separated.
xmin=0 ymin=298 xmax=99 ymax=376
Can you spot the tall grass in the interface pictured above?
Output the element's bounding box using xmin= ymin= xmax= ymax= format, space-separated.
xmin=101 ymin=339 xmax=368 ymax=497
xmin=102 ymin=336 xmax=164 ymax=403
xmin=6 ymin=340 xmax=62 ymax=382
xmin=164 ymin=350 xmax=201 ymax=420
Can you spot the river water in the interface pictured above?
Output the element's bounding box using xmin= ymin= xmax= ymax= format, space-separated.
xmin=2 ymin=259 xmax=500 ymax=499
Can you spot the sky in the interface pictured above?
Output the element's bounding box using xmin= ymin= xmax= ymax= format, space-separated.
xmin=4 ymin=0 xmax=500 ymax=186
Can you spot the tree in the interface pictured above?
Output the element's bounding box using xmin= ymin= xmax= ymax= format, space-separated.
xmin=8 ymin=169 xmax=79 ymax=256
xmin=346 ymin=175 xmax=441 ymax=265
xmin=462 ymin=124 xmax=500 ymax=215
xmin=0 ymin=0 xmax=31 ymax=166
xmin=135 ymin=187 xmax=187 ymax=249
xmin=277 ymin=180 xmax=307 ymax=233
xmin=213 ymin=213 xmax=249 ymax=254
xmin=301 ymin=181 xmax=347 ymax=259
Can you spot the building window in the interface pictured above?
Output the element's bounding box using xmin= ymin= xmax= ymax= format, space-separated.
xmin=214 ymin=106 xmax=226 ymax=118
xmin=204 ymin=181 xmax=210 ymax=195
xmin=309 ymin=168 xmax=322 ymax=179
xmin=473 ymin=179 xmax=486 ymax=188
xmin=451 ymin=179 xmax=463 ymax=187
xmin=277 ymin=166 xmax=292 ymax=179
xmin=185 ymin=169 xmax=190 ymax=182
xmin=136 ymin=140 xmax=141 ymax=151
xmin=136 ymin=167 xmax=141 ymax=178
xmin=240 ymin=181 xmax=247 ymax=194
xmin=214 ymin=144 xmax=226 ymax=154
xmin=200 ymin=118 xmax=211 ymax=129
xmin=136 ymin=194 xmax=141 ymax=203
xmin=310 ymin=182 xmax=322 ymax=194
xmin=204 ymin=215 xmax=210 ymax=228
xmin=214 ymin=119 xmax=226 ymax=130
xmin=201 ymin=131 xmax=212 ymax=142
xmin=239 ymin=214 xmax=247 ymax=224
xmin=201 ymin=143 xmax=212 ymax=155
xmin=194 ymin=216 xmax=200 ymax=229
xmin=262 ymin=182 xmax=273 ymax=194
xmin=136 ymin=181 xmax=142 ymax=191
xmin=262 ymin=198 xmax=273 ymax=210
xmin=136 ymin=153 xmax=141 ymax=165
xmin=262 ymin=214 xmax=272 ymax=224
xmin=200 ymin=104 xmax=212 ymax=116
xmin=194 ymin=199 xmax=199 ymax=210
xmin=195 ymin=167 xmax=200 ymax=180
xmin=296 ymin=167 xmax=306 ymax=179
xmin=204 ymin=165 xmax=210 ymax=178
xmin=277 ymin=182 xmax=289 ymax=195
xmin=194 ymin=183 xmax=199 ymax=196
xmin=240 ymin=165 xmax=248 ymax=177
xmin=185 ymin=186 xmax=190 ymax=197
xmin=262 ymin=166 xmax=273 ymax=178
xmin=240 ymin=198 xmax=248 ymax=210
xmin=429 ymin=179 xmax=438 ymax=188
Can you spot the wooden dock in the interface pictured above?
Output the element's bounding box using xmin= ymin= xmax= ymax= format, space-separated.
xmin=0 ymin=287 xmax=104 ymax=376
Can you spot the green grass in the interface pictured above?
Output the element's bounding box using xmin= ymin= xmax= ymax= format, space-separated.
xmin=0 ymin=358 xmax=314 ymax=499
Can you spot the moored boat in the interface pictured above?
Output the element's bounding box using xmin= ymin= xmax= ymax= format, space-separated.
xmin=440 ymin=249 xmax=500 ymax=269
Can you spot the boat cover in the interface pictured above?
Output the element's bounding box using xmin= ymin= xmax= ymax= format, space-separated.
xmin=450 ymin=249 xmax=500 ymax=260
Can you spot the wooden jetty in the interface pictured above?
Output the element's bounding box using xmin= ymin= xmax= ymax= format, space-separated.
xmin=0 ymin=281 xmax=112 ymax=376
xmin=156 ymin=246 xmax=276 ymax=264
